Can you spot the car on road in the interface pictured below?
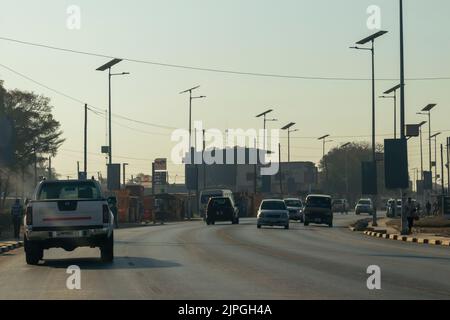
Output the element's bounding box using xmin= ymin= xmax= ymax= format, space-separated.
xmin=199 ymin=189 xmax=234 ymax=219
xmin=284 ymin=198 xmax=304 ymax=222
xmin=23 ymin=179 xmax=115 ymax=265
xmin=332 ymin=199 xmax=349 ymax=214
xmin=257 ymin=199 xmax=290 ymax=229
xmin=355 ymin=198 xmax=374 ymax=215
xmin=303 ymin=194 xmax=333 ymax=227
xmin=205 ymin=196 xmax=239 ymax=225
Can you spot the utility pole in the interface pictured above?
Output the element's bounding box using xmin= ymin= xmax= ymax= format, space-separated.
xmin=279 ymin=143 xmax=282 ymax=196
xmin=447 ymin=137 xmax=450 ymax=195
xmin=441 ymin=144 xmax=445 ymax=195
xmin=84 ymin=103 xmax=88 ymax=175
xmin=77 ymin=161 xmax=80 ymax=177
xmin=254 ymin=138 xmax=257 ymax=194
xmin=399 ymin=0 xmax=408 ymax=235
xmin=203 ymin=129 xmax=206 ymax=189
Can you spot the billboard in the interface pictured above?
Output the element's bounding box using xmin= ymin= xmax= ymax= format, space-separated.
xmin=107 ymin=164 xmax=121 ymax=191
xmin=154 ymin=158 xmax=167 ymax=171
xmin=384 ymin=139 xmax=409 ymax=189
xmin=153 ymin=171 xmax=167 ymax=185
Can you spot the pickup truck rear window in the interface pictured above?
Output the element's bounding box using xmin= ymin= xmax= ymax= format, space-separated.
xmin=306 ymin=197 xmax=331 ymax=208
xmin=37 ymin=181 xmax=102 ymax=200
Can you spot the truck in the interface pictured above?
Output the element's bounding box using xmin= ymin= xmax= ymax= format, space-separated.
xmin=23 ymin=179 xmax=115 ymax=265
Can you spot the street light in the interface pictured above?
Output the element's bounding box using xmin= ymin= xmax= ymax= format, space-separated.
xmin=417 ymin=103 xmax=437 ymax=173
xmin=380 ymin=84 xmax=401 ymax=138
xmin=351 ymin=30 xmax=388 ymax=228
xmin=417 ymin=121 xmax=427 ymax=180
xmin=342 ymin=142 xmax=351 ymax=196
xmin=179 ymin=85 xmax=206 ymax=152
xmin=318 ymin=135 xmax=331 ymax=189
xmin=256 ymin=109 xmax=277 ymax=151
xmin=281 ymin=122 xmax=298 ymax=163
xmin=431 ymin=132 xmax=442 ymax=189
xmin=96 ymin=58 xmax=129 ymax=165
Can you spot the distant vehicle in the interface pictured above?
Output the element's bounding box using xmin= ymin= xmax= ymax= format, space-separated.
xmin=199 ymin=189 xmax=234 ymax=218
xmin=284 ymin=198 xmax=304 ymax=222
xmin=257 ymin=199 xmax=290 ymax=229
xmin=23 ymin=179 xmax=114 ymax=265
xmin=332 ymin=199 xmax=349 ymax=214
xmin=303 ymin=195 xmax=333 ymax=227
xmin=355 ymin=198 xmax=374 ymax=215
xmin=205 ymin=196 xmax=239 ymax=225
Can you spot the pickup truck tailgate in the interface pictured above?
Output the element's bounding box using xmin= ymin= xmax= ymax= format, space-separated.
xmin=31 ymin=200 xmax=105 ymax=228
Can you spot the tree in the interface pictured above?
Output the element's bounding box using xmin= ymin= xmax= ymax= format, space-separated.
xmin=318 ymin=142 xmax=386 ymax=205
xmin=0 ymin=82 xmax=64 ymax=210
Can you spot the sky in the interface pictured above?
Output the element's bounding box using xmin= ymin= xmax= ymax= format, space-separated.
xmin=0 ymin=0 xmax=449 ymax=183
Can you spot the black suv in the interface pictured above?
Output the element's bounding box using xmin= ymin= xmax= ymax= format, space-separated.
xmin=206 ymin=197 xmax=239 ymax=225
xmin=303 ymin=194 xmax=333 ymax=227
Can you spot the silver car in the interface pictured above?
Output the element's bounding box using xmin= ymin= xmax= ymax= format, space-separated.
xmin=257 ymin=199 xmax=290 ymax=229
xmin=284 ymin=198 xmax=304 ymax=222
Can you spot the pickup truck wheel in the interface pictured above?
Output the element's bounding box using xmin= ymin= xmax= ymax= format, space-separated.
xmin=25 ymin=239 xmax=42 ymax=265
xmin=101 ymin=232 xmax=114 ymax=263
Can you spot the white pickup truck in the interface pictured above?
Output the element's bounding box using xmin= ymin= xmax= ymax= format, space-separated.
xmin=23 ymin=179 xmax=114 ymax=265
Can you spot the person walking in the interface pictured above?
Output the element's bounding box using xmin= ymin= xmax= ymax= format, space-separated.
xmin=405 ymin=197 xmax=417 ymax=235
xmin=10 ymin=199 xmax=23 ymax=239
xmin=426 ymin=200 xmax=432 ymax=216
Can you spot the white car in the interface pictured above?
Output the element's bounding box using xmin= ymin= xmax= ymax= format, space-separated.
xmin=257 ymin=199 xmax=290 ymax=229
xmin=24 ymin=179 xmax=114 ymax=265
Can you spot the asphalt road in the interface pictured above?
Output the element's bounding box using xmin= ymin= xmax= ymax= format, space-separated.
xmin=0 ymin=213 xmax=449 ymax=300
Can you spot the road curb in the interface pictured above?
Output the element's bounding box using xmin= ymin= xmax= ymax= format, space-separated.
xmin=363 ymin=231 xmax=450 ymax=247
xmin=0 ymin=240 xmax=23 ymax=254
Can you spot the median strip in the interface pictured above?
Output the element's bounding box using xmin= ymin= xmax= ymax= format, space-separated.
xmin=0 ymin=241 xmax=23 ymax=254
xmin=363 ymin=231 xmax=449 ymax=247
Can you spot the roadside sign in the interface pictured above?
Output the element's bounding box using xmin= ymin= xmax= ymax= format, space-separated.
xmin=153 ymin=171 xmax=167 ymax=185
xmin=154 ymin=158 xmax=167 ymax=171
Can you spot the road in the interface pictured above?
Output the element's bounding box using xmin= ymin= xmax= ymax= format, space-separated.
xmin=0 ymin=213 xmax=449 ymax=299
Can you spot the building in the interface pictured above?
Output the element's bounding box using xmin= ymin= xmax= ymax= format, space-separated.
xmin=185 ymin=147 xmax=318 ymax=195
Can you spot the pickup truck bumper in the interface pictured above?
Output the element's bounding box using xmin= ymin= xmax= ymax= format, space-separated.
xmin=25 ymin=226 xmax=112 ymax=249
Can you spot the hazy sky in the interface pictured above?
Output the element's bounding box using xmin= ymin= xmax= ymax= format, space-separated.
xmin=1 ymin=0 xmax=449 ymax=182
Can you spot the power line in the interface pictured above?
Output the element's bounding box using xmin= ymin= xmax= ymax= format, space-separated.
xmin=0 ymin=62 xmax=178 ymax=130
xmin=2 ymin=61 xmax=450 ymax=142
xmin=2 ymin=36 xmax=450 ymax=82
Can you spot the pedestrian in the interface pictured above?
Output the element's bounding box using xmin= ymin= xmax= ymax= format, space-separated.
xmin=426 ymin=200 xmax=431 ymax=216
xmin=10 ymin=199 xmax=23 ymax=239
xmin=390 ymin=200 xmax=396 ymax=218
xmin=405 ymin=197 xmax=417 ymax=235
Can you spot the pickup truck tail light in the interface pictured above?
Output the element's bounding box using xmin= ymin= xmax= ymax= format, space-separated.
xmin=26 ymin=206 xmax=33 ymax=225
xmin=102 ymin=204 xmax=110 ymax=223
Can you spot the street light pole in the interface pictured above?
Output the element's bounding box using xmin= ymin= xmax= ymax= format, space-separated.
xmin=96 ymin=59 xmax=129 ymax=165
xmin=281 ymin=122 xmax=297 ymax=163
xmin=380 ymin=84 xmax=400 ymax=139
xmin=351 ymin=30 xmax=388 ymax=228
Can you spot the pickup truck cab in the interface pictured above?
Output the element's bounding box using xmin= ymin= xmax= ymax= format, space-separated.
xmin=303 ymin=194 xmax=333 ymax=227
xmin=24 ymin=179 xmax=114 ymax=265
